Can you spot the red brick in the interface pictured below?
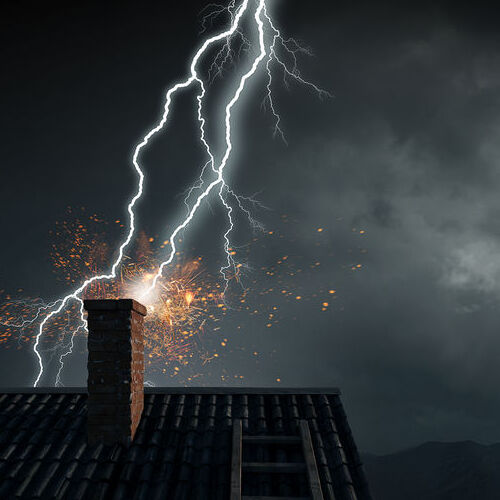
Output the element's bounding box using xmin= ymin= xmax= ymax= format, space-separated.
xmin=85 ymin=298 xmax=146 ymax=446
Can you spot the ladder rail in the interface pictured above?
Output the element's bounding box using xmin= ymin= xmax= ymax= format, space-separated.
xmin=299 ymin=420 xmax=325 ymax=500
xmin=231 ymin=419 xmax=243 ymax=500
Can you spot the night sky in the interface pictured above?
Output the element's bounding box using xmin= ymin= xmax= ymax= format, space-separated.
xmin=1 ymin=1 xmax=500 ymax=454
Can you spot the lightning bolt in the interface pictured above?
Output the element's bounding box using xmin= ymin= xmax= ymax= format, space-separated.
xmin=143 ymin=0 xmax=269 ymax=299
xmin=29 ymin=0 xmax=329 ymax=387
xmin=54 ymin=300 xmax=86 ymax=387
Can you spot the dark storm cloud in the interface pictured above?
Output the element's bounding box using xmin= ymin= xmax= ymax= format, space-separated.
xmin=1 ymin=1 xmax=500 ymax=453
xmin=245 ymin=1 xmax=500 ymax=452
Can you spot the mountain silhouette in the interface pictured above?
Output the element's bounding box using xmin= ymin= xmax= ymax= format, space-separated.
xmin=362 ymin=441 xmax=500 ymax=500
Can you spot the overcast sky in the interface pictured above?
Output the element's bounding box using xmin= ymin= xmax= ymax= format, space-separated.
xmin=1 ymin=1 xmax=499 ymax=454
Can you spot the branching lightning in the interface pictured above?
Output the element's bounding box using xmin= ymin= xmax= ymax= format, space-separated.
xmin=23 ymin=0 xmax=329 ymax=387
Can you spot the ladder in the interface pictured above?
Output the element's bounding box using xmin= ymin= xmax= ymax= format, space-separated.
xmin=230 ymin=419 xmax=324 ymax=500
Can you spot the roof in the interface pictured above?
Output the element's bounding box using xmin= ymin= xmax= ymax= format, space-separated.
xmin=0 ymin=387 xmax=372 ymax=500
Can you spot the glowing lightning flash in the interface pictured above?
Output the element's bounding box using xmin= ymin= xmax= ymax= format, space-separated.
xmin=30 ymin=0 xmax=329 ymax=386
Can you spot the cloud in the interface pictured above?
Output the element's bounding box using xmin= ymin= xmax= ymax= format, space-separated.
xmin=443 ymin=240 xmax=500 ymax=295
xmin=242 ymin=13 xmax=500 ymax=452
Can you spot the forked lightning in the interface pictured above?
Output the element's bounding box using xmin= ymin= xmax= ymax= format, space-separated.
xmin=27 ymin=0 xmax=328 ymax=386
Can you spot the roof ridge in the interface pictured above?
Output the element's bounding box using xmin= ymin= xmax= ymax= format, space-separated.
xmin=0 ymin=387 xmax=341 ymax=395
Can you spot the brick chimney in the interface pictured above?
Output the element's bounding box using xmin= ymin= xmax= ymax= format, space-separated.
xmin=84 ymin=299 xmax=147 ymax=445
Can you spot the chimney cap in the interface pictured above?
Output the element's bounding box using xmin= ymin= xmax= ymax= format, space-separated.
xmin=84 ymin=298 xmax=147 ymax=316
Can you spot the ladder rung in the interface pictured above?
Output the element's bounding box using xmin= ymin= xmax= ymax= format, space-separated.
xmin=243 ymin=435 xmax=302 ymax=444
xmin=242 ymin=462 xmax=307 ymax=474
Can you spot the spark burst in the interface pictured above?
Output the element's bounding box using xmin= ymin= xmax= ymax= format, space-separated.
xmin=1 ymin=208 xmax=364 ymax=385
xmin=45 ymin=214 xmax=230 ymax=385
xmin=7 ymin=0 xmax=329 ymax=387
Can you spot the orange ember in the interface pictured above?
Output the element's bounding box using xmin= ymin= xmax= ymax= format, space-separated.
xmin=185 ymin=291 xmax=194 ymax=306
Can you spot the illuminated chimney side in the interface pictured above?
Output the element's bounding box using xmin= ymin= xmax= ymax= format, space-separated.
xmin=84 ymin=299 xmax=147 ymax=446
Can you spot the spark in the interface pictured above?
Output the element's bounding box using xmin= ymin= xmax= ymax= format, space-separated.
xmin=185 ymin=291 xmax=195 ymax=306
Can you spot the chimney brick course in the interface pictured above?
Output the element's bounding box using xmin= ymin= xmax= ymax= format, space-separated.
xmin=84 ymin=299 xmax=147 ymax=445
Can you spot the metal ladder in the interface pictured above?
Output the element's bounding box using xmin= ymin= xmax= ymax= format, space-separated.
xmin=230 ymin=419 xmax=324 ymax=500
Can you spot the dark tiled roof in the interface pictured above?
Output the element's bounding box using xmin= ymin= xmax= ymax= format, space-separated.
xmin=0 ymin=388 xmax=372 ymax=500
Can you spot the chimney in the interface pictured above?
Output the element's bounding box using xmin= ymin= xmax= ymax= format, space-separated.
xmin=84 ymin=299 xmax=147 ymax=445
